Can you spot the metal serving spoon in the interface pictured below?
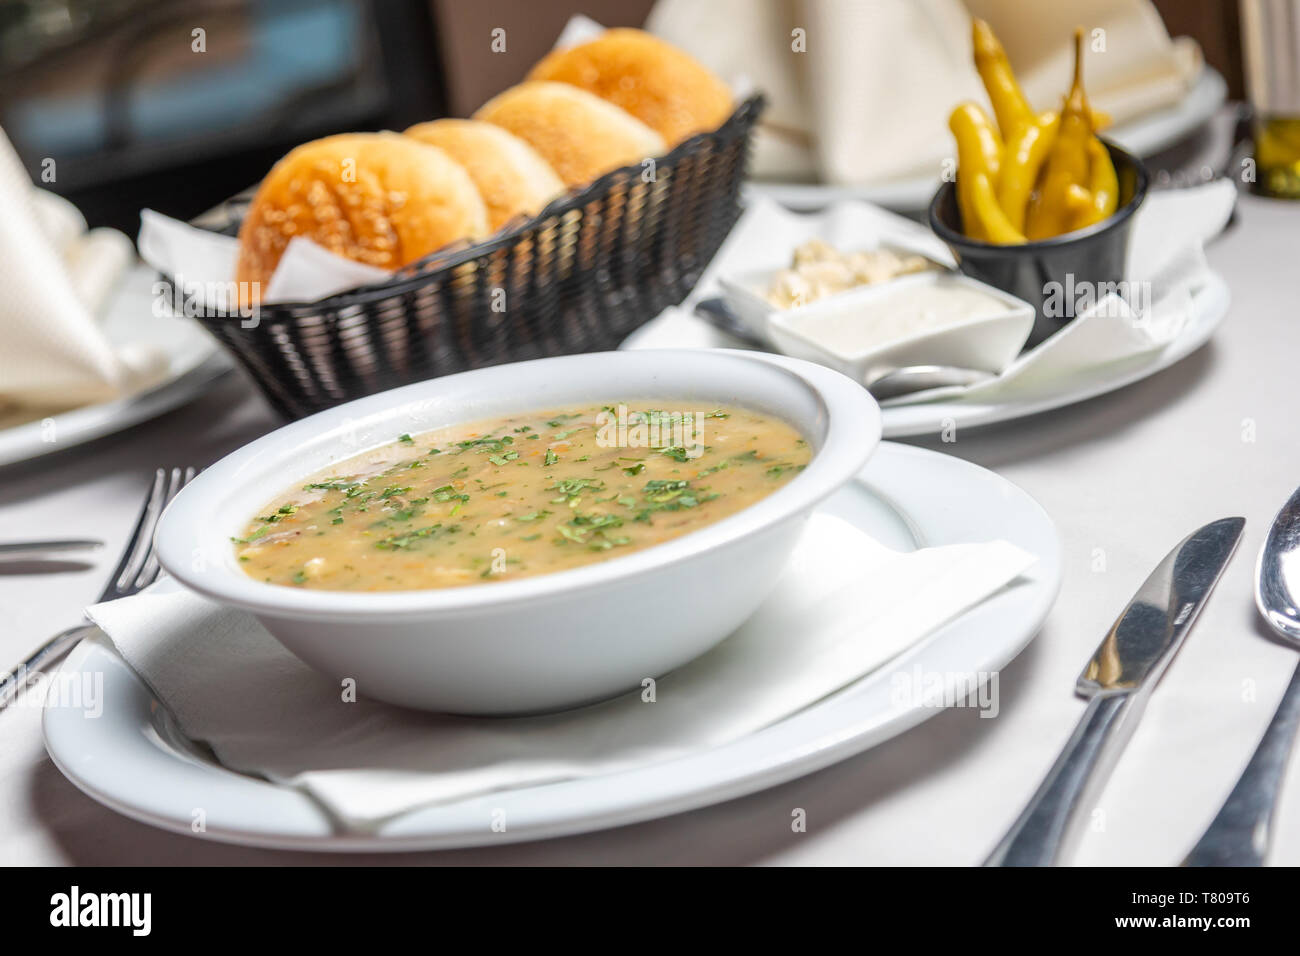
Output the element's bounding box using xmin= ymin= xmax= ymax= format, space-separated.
xmin=693 ymin=298 xmax=993 ymax=400
xmin=1183 ymin=483 xmax=1300 ymax=866
xmin=863 ymin=365 xmax=994 ymax=401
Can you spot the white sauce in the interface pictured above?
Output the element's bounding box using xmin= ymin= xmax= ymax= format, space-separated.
xmin=785 ymin=281 xmax=1009 ymax=356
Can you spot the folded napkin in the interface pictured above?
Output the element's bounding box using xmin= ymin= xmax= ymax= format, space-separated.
xmin=86 ymin=512 xmax=1035 ymax=830
xmin=138 ymin=209 xmax=392 ymax=311
xmin=648 ymin=0 xmax=1201 ymax=184
xmin=635 ymin=178 xmax=1236 ymax=407
xmin=0 ymin=127 xmax=164 ymax=410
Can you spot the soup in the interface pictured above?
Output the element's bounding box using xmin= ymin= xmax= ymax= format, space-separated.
xmin=235 ymin=402 xmax=811 ymax=591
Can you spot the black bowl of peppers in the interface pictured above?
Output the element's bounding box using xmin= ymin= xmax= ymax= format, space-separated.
xmin=929 ymin=140 xmax=1149 ymax=348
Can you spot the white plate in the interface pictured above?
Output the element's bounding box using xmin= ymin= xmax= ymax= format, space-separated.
xmin=623 ymin=271 xmax=1228 ymax=439
xmin=43 ymin=441 xmax=1060 ymax=851
xmin=0 ymin=264 xmax=232 ymax=467
xmin=747 ymin=68 xmax=1227 ymax=212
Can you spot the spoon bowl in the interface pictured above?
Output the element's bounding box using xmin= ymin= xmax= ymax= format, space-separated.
xmin=1255 ymin=491 xmax=1300 ymax=645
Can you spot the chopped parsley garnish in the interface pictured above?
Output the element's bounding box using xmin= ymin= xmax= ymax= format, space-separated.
xmin=257 ymin=504 xmax=298 ymax=523
xmin=375 ymin=524 xmax=443 ymax=550
xmin=303 ymin=479 xmax=363 ymax=493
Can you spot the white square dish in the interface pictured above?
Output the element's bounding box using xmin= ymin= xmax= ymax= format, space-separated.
xmin=717 ymin=243 xmax=941 ymax=344
xmin=725 ymin=270 xmax=1033 ymax=387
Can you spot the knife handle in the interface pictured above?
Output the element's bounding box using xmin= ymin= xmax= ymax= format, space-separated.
xmin=1182 ymin=660 xmax=1300 ymax=867
xmin=984 ymin=693 xmax=1130 ymax=866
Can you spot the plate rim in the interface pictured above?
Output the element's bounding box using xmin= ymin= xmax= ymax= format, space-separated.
xmin=0 ymin=354 xmax=232 ymax=468
xmin=42 ymin=440 xmax=1061 ymax=851
xmin=623 ymin=269 xmax=1229 ymax=440
xmin=875 ymin=270 xmax=1228 ymax=437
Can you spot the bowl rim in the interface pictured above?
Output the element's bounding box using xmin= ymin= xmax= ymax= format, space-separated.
xmin=155 ymin=350 xmax=880 ymax=621
xmin=927 ymin=138 xmax=1150 ymax=252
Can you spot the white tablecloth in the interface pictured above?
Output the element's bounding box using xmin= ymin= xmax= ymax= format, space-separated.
xmin=4 ymin=110 xmax=1300 ymax=866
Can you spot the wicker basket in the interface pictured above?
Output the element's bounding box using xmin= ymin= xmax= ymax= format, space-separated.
xmin=177 ymin=95 xmax=764 ymax=419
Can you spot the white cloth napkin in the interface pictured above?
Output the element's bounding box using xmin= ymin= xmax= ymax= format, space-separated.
xmin=86 ymin=512 xmax=1035 ymax=830
xmin=0 ymin=128 xmax=164 ymax=410
xmin=634 ymin=178 xmax=1236 ymax=407
xmin=648 ymin=0 xmax=1201 ymax=184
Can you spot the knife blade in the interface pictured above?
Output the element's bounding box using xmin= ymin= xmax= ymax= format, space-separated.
xmin=984 ymin=516 xmax=1245 ymax=867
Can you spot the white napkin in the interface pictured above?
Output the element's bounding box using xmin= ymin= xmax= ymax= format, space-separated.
xmin=0 ymin=127 xmax=165 ymax=410
xmin=648 ymin=0 xmax=1201 ymax=185
xmin=634 ymin=178 xmax=1236 ymax=406
xmin=85 ymin=512 xmax=1035 ymax=830
xmin=138 ymin=210 xmax=392 ymax=311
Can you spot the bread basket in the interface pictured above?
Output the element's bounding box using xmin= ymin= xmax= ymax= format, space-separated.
xmin=174 ymin=95 xmax=764 ymax=419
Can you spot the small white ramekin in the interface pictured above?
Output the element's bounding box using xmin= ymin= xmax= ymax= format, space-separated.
xmin=156 ymin=350 xmax=880 ymax=714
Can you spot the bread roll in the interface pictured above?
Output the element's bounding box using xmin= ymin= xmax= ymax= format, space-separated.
xmin=404 ymin=119 xmax=564 ymax=231
xmin=235 ymin=132 xmax=489 ymax=301
xmin=527 ymin=28 xmax=733 ymax=147
xmin=473 ymin=82 xmax=665 ymax=188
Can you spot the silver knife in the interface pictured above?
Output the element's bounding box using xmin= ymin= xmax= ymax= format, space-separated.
xmin=984 ymin=516 xmax=1246 ymax=867
xmin=0 ymin=540 xmax=103 ymax=561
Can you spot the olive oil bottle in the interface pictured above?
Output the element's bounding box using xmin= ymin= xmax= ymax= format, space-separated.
xmin=1242 ymin=0 xmax=1300 ymax=199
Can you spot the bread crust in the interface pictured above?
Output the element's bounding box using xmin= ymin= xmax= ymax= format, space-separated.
xmin=474 ymin=82 xmax=665 ymax=188
xmin=235 ymin=132 xmax=489 ymax=300
xmin=527 ymin=28 xmax=733 ymax=147
xmin=405 ymin=119 xmax=564 ymax=230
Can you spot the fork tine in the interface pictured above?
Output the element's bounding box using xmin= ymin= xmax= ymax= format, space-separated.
xmin=2 ymin=467 xmax=202 ymax=711
xmin=101 ymin=468 xmax=166 ymax=602
xmin=131 ymin=466 xmax=199 ymax=594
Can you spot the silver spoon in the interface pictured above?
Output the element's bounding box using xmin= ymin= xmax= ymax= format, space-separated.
xmin=1183 ymin=484 xmax=1300 ymax=866
xmin=692 ymin=298 xmax=994 ymax=400
xmin=864 ymin=365 xmax=994 ymax=401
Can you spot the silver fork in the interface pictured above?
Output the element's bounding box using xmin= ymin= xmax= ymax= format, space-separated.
xmin=0 ymin=467 xmax=198 ymax=710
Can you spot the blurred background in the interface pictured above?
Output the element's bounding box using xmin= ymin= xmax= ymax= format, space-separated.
xmin=0 ymin=0 xmax=1243 ymax=233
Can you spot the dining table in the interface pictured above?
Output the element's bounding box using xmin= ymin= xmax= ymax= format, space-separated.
xmin=3 ymin=105 xmax=1300 ymax=867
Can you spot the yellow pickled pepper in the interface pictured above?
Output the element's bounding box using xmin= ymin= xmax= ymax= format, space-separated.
xmin=972 ymin=19 xmax=1035 ymax=139
xmin=949 ymin=102 xmax=1024 ymax=244
xmin=1073 ymin=133 xmax=1119 ymax=230
xmin=1024 ymin=29 xmax=1094 ymax=240
xmin=998 ymin=111 xmax=1059 ymax=232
